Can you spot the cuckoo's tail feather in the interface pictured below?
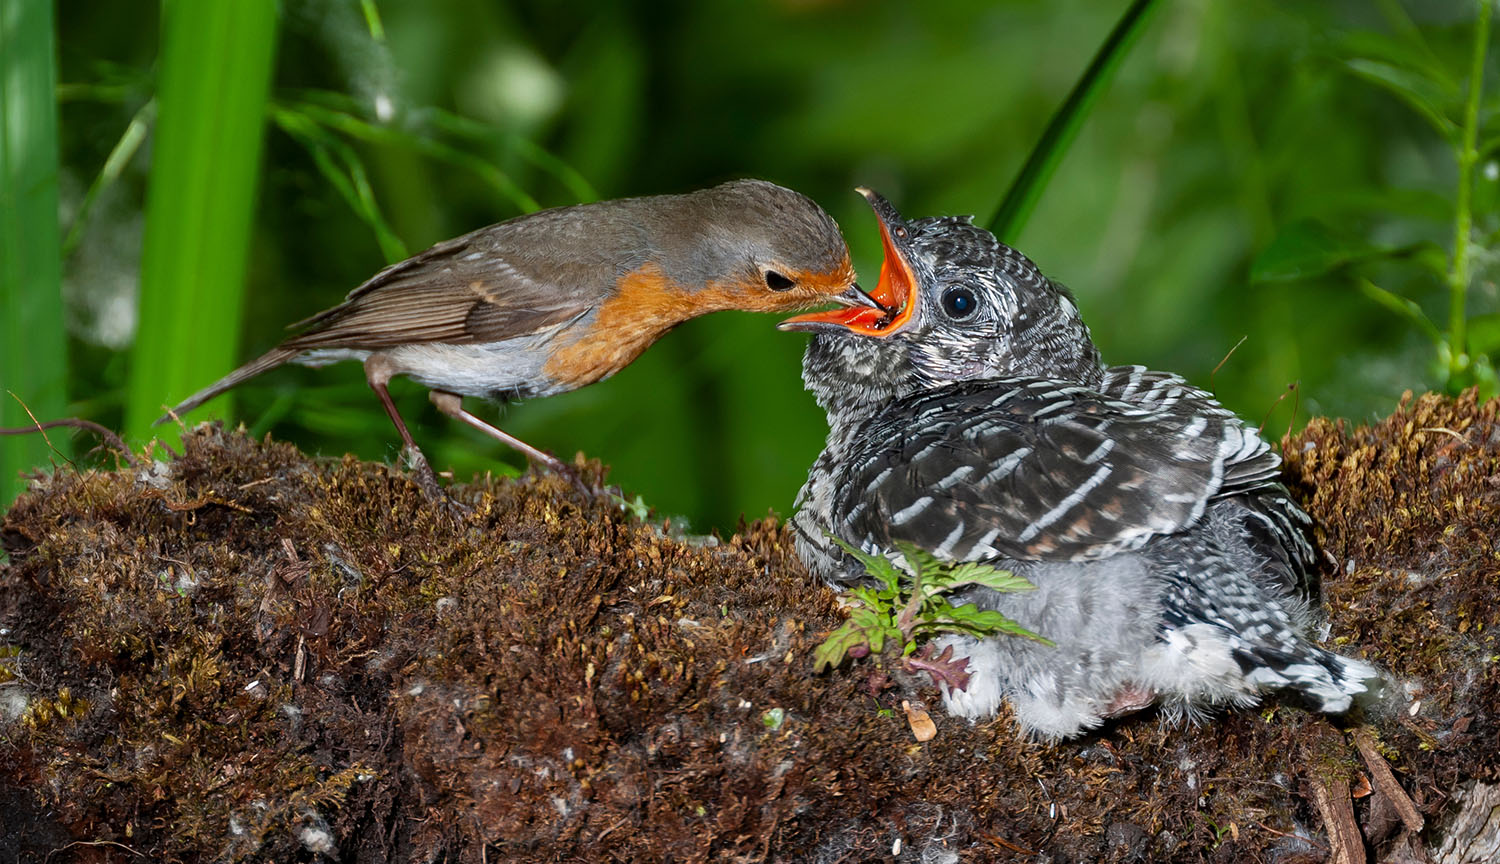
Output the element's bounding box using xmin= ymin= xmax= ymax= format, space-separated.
xmin=153 ymin=346 xmax=302 ymax=427
xmin=1239 ymin=643 xmax=1385 ymax=714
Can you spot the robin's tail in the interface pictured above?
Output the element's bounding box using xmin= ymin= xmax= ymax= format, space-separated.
xmin=153 ymin=345 xmax=302 ymax=427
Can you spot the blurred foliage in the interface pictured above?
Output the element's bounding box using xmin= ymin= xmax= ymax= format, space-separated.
xmin=1 ymin=0 xmax=66 ymax=507
xmin=1251 ymin=0 xmax=1499 ymax=398
xmin=34 ymin=0 xmax=1500 ymax=533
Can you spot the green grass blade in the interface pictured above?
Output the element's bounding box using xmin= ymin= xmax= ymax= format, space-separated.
xmin=1 ymin=0 xmax=67 ymax=506
xmin=62 ymin=98 xmax=153 ymax=258
xmin=288 ymin=98 xmax=541 ymax=213
xmin=424 ymin=106 xmax=598 ymax=202
xmin=987 ymin=0 xmax=1162 ymax=242
xmin=271 ymin=105 xmax=408 ymax=262
xmin=125 ymin=1 xmax=279 ymax=439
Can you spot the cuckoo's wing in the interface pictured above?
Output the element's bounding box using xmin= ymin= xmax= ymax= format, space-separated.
xmin=1094 ymin=365 xmax=1316 ymax=593
xmin=833 ymin=376 xmax=1279 ymax=563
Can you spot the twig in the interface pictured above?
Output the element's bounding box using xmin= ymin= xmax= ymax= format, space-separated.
xmin=1258 ymin=381 xmax=1300 ymax=439
xmin=140 ymin=489 xmax=254 ymax=514
xmin=1353 ymin=728 xmax=1424 ymax=833
xmin=48 ymin=839 xmax=147 ymax=861
xmin=1209 ymin=335 xmax=1248 ymax=392
xmin=3 ymin=394 xmax=73 ymax=474
xmin=0 ymin=406 xmax=138 ymax=468
xmin=1307 ymin=775 xmax=1366 ymax=864
xmin=1418 ymin=426 xmax=1467 ymax=444
xmin=1255 ymin=820 xmax=1326 ymax=851
xmin=978 ymin=831 xmax=1038 ymax=855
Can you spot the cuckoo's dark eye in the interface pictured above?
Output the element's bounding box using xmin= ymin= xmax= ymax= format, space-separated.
xmin=764 ymin=270 xmax=795 ymax=291
xmin=941 ymin=286 xmax=978 ymax=320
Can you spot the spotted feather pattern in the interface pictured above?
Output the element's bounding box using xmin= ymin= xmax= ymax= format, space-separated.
xmin=826 ymin=370 xmax=1284 ymax=566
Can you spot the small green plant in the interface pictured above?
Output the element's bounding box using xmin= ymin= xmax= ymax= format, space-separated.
xmin=610 ymin=491 xmax=651 ymax=522
xmin=813 ymin=537 xmax=1051 ymax=691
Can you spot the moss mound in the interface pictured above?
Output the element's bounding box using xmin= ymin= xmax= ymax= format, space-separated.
xmin=2 ymin=391 xmax=1497 ymax=862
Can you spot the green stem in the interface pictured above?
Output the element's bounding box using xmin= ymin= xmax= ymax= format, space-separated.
xmin=359 ymin=0 xmax=386 ymax=43
xmin=62 ymin=99 xmax=154 ymax=259
xmin=1449 ymin=0 xmax=1491 ymax=379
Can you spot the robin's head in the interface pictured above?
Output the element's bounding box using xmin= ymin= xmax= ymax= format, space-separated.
xmin=780 ymin=188 xmax=1101 ymax=419
xmin=656 ymin=179 xmax=859 ymax=312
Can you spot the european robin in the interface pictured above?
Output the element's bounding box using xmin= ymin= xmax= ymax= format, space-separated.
xmin=158 ymin=179 xmax=859 ymax=496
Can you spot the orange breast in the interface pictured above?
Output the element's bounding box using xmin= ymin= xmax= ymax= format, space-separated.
xmin=542 ymin=258 xmax=853 ymax=389
xmin=543 ymin=264 xmax=719 ymax=389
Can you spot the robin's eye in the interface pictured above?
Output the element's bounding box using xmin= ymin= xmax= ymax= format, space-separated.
xmin=764 ymin=270 xmax=795 ymax=291
xmin=941 ymin=286 xmax=978 ymax=320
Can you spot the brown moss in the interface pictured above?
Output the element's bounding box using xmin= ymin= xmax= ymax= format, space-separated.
xmin=0 ymin=394 xmax=1496 ymax=862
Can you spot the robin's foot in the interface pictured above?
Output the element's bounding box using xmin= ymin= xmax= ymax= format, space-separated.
xmin=530 ymin=456 xmax=601 ymax=499
xmin=402 ymin=446 xmax=448 ymax=502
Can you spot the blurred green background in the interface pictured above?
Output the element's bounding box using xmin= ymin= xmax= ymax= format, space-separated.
xmin=4 ymin=0 xmax=1498 ymax=533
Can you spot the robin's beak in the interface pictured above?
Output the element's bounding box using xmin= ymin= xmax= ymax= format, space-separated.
xmin=832 ymin=283 xmax=881 ymax=307
xmin=778 ymin=187 xmax=916 ymax=336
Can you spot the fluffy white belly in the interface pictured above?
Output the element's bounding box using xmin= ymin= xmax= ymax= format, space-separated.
xmin=293 ymin=331 xmax=563 ymax=401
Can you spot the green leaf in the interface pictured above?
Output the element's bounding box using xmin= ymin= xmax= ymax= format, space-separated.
xmin=829 ymin=534 xmax=901 ymax=591
xmin=812 ymin=621 xmax=865 ymax=672
xmin=1339 ymin=30 xmax=1460 ymax=140
xmin=892 ymin=540 xmax=940 ymax=581
xmin=1250 ymin=218 xmax=1440 ymax=283
xmin=936 ymin=561 xmax=1037 ymax=595
xmin=283 ymin=98 xmax=541 ymax=214
xmin=1343 ymin=58 xmax=1459 ymax=140
xmin=812 ymin=609 xmax=899 ymax=673
xmin=860 ymin=611 xmax=896 ymax=656
xmin=1356 ymin=279 xmax=1444 ymax=345
xmin=847 ymin=585 xmax=884 ymax=608
xmin=819 ymin=535 xmax=1051 ymax=672
xmin=271 ymin=105 xmax=408 ymax=263
xmin=988 ymin=0 xmax=1162 ymax=241
xmin=914 ymin=604 xmax=1054 ymax=646
xmin=61 ymin=99 xmax=154 ymax=259
xmin=424 ymin=105 xmax=598 ymax=203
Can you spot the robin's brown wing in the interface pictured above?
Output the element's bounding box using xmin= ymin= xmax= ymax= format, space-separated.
xmin=832 ymin=377 xmax=1280 ymax=563
xmin=286 ymin=205 xmax=646 ymax=350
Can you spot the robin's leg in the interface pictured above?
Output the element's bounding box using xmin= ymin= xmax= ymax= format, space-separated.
xmin=364 ymin=355 xmax=444 ymax=500
xmin=427 ymin=390 xmax=588 ymax=491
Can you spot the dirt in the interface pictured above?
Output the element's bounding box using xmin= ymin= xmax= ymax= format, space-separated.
xmin=1 ymin=390 xmax=1496 ymax=863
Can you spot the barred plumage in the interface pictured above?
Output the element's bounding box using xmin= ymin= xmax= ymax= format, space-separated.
xmin=783 ymin=189 xmax=1380 ymax=739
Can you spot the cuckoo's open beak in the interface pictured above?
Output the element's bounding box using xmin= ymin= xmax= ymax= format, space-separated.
xmin=778 ymin=187 xmax=916 ymax=336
